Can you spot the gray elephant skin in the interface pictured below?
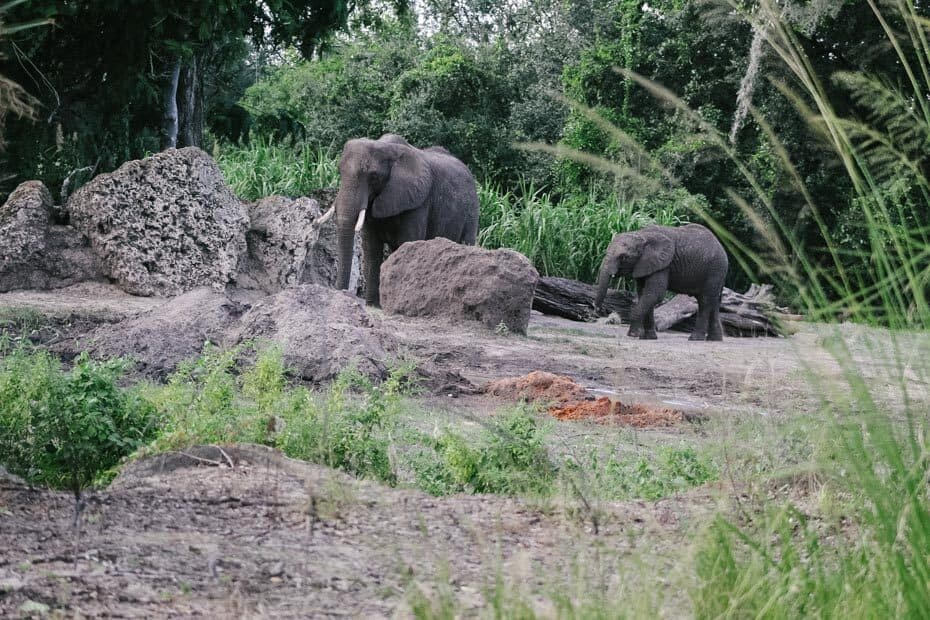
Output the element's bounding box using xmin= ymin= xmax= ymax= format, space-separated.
xmin=331 ymin=134 xmax=479 ymax=306
xmin=594 ymin=223 xmax=728 ymax=341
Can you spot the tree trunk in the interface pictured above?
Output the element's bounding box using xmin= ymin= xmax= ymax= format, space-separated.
xmin=533 ymin=276 xmax=634 ymax=321
xmin=161 ymin=59 xmax=181 ymax=150
xmin=532 ymin=277 xmax=792 ymax=337
xmin=178 ymin=53 xmax=204 ymax=148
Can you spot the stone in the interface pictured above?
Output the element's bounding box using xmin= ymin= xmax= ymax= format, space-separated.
xmin=0 ymin=181 xmax=103 ymax=292
xmin=237 ymin=195 xmax=323 ymax=293
xmin=227 ymin=284 xmax=395 ymax=383
xmin=66 ymin=147 xmax=249 ymax=296
xmin=379 ymin=238 xmax=539 ymax=334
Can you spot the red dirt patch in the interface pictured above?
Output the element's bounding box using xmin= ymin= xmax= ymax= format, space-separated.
xmin=483 ymin=372 xmax=686 ymax=428
xmin=483 ymin=370 xmax=588 ymax=403
xmin=548 ymin=397 xmax=685 ymax=427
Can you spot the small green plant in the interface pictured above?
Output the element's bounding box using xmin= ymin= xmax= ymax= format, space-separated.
xmin=411 ymin=406 xmax=558 ymax=497
xmin=568 ymin=445 xmax=718 ymax=502
xmin=0 ymin=347 xmax=157 ymax=496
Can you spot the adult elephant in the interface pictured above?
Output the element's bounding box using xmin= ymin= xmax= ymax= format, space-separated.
xmin=594 ymin=223 xmax=728 ymax=341
xmin=318 ymin=134 xmax=479 ymax=306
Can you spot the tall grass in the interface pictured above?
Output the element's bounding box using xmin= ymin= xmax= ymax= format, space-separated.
xmin=214 ymin=136 xmax=339 ymax=201
xmin=478 ymin=182 xmax=685 ymax=282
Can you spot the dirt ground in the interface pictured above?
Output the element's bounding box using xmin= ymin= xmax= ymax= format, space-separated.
xmin=1 ymin=284 xmax=925 ymax=617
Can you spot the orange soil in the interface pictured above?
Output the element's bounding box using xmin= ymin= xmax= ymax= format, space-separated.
xmin=483 ymin=372 xmax=686 ymax=428
xmin=547 ymin=398 xmax=685 ymax=427
xmin=483 ymin=371 xmax=588 ymax=403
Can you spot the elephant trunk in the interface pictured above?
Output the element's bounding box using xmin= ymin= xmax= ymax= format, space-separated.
xmin=594 ymin=264 xmax=613 ymax=309
xmin=334 ymin=185 xmax=367 ymax=290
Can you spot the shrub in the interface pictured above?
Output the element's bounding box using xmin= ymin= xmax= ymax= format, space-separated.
xmin=410 ymin=406 xmax=558 ymax=497
xmin=0 ymin=346 xmax=157 ymax=494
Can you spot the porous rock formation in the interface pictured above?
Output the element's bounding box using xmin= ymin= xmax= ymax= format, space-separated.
xmin=67 ymin=147 xmax=249 ymax=296
xmin=379 ymin=238 xmax=539 ymax=334
xmin=0 ymin=181 xmax=103 ymax=292
xmin=237 ymin=195 xmax=322 ymax=293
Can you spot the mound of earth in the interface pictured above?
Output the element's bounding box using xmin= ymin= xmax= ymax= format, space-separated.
xmin=68 ymin=288 xmax=255 ymax=377
xmin=63 ymin=285 xmax=394 ymax=382
xmin=483 ymin=370 xmax=588 ymax=403
xmin=484 ymin=371 xmax=687 ymax=428
xmin=228 ymin=284 xmax=396 ymax=383
xmin=548 ymin=398 xmax=686 ymax=427
xmin=380 ymin=238 xmax=538 ymax=334
xmin=0 ymin=443 xmax=715 ymax=617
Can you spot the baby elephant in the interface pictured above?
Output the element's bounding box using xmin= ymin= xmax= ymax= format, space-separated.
xmin=594 ymin=223 xmax=728 ymax=341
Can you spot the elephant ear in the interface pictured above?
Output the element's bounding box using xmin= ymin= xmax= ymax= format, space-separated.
xmin=372 ymin=147 xmax=431 ymax=218
xmin=632 ymin=230 xmax=674 ymax=278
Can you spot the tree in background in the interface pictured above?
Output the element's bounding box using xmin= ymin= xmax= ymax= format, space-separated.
xmin=0 ymin=0 xmax=401 ymax=198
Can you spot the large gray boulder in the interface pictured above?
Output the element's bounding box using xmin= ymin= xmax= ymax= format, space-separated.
xmin=237 ymin=191 xmax=363 ymax=295
xmin=67 ymin=147 xmax=249 ymax=296
xmin=0 ymin=181 xmax=103 ymax=292
xmin=379 ymin=238 xmax=539 ymax=334
xmin=228 ymin=285 xmax=395 ymax=382
xmin=238 ymin=195 xmax=322 ymax=293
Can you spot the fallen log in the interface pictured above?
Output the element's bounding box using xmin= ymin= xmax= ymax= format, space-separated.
xmin=532 ymin=276 xmax=633 ymax=322
xmin=532 ymin=276 xmax=789 ymax=337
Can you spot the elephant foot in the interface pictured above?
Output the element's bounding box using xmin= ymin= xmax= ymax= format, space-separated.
xmin=627 ymin=326 xmax=644 ymax=338
xmin=707 ymin=332 xmax=724 ymax=342
xmin=641 ymin=330 xmax=658 ymax=340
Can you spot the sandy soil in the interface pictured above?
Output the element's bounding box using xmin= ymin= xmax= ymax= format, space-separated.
xmin=1 ymin=284 xmax=925 ymax=617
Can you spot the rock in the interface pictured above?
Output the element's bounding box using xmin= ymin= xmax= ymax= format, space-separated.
xmin=379 ymin=238 xmax=539 ymax=334
xmin=0 ymin=181 xmax=103 ymax=292
xmin=237 ymin=195 xmax=323 ymax=293
xmin=228 ymin=285 xmax=394 ymax=383
xmin=66 ymin=147 xmax=249 ymax=296
xmin=72 ymin=288 xmax=253 ymax=377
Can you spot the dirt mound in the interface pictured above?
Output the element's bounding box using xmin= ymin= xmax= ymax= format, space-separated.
xmin=484 ymin=371 xmax=588 ymax=403
xmin=380 ymin=237 xmax=538 ymax=334
xmin=548 ymin=398 xmax=685 ymax=427
xmin=484 ymin=371 xmax=686 ymax=427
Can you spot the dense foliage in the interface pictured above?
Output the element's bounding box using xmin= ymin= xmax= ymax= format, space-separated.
xmin=4 ymin=0 xmax=930 ymax=299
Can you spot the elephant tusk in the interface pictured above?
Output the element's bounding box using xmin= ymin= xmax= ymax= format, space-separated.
xmin=354 ymin=208 xmax=367 ymax=232
xmin=315 ymin=205 xmax=335 ymax=226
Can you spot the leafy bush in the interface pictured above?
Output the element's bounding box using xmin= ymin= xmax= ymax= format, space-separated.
xmin=143 ymin=345 xmax=411 ymax=486
xmin=0 ymin=346 xmax=157 ymax=493
xmin=410 ymin=406 xmax=557 ymax=497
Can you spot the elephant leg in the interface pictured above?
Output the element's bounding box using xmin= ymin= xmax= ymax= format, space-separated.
xmin=690 ymin=295 xmax=713 ymax=341
xmin=642 ymin=306 xmax=658 ymax=340
xmin=363 ymin=227 xmax=385 ymax=307
xmin=629 ymin=274 xmax=667 ymax=339
xmin=707 ymin=293 xmax=724 ymax=341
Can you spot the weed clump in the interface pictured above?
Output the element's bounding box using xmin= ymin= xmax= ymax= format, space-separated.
xmin=0 ymin=345 xmax=157 ymax=494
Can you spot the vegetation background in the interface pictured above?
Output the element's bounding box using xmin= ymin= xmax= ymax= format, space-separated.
xmin=5 ymin=0 xmax=925 ymax=302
